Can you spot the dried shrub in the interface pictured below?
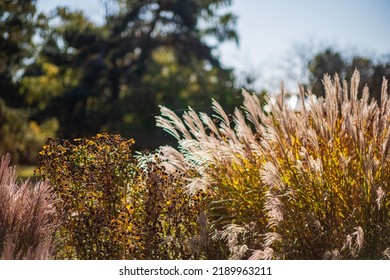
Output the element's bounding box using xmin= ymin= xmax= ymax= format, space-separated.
xmin=0 ymin=154 xmax=58 ymax=259
xmin=140 ymin=152 xmax=211 ymax=259
xmin=36 ymin=133 xmax=211 ymax=259
xmin=36 ymin=133 xmax=143 ymax=259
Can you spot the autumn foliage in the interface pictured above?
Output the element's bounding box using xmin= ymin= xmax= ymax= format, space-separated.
xmin=1 ymin=71 xmax=389 ymax=259
xmin=156 ymin=71 xmax=390 ymax=259
xmin=36 ymin=133 xmax=210 ymax=259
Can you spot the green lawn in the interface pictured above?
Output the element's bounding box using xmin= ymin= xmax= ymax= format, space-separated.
xmin=17 ymin=165 xmax=39 ymax=182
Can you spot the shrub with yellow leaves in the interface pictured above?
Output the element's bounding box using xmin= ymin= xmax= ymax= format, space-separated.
xmin=36 ymin=134 xmax=144 ymax=259
xmin=36 ymin=134 xmax=211 ymax=259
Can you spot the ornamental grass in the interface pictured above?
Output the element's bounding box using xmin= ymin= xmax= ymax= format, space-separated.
xmin=156 ymin=70 xmax=390 ymax=259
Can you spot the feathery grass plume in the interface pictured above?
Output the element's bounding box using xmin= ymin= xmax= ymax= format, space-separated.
xmin=216 ymin=224 xmax=249 ymax=260
xmin=0 ymin=154 xmax=58 ymax=259
xmin=156 ymin=70 xmax=389 ymax=259
xmin=215 ymin=223 xmax=262 ymax=260
xmin=260 ymin=71 xmax=390 ymax=259
xmin=156 ymin=93 xmax=268 ymax=259
xmin=249 ymin=247 xmax=274 ymax=260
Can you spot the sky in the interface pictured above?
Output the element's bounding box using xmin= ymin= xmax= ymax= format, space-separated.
xmin=37 ymin=0 xmax=390 ymax=92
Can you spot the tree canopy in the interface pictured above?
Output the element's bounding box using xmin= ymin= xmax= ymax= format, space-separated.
xmin=20 ymin=0 xmax=240 ymax=151
xmin=308 ymin=48 xmax=390 ymax=102
xmin=1 ymin=1 xmax=389 ymax=165
xmin=0 ymin=0 xmax=241 ymax=164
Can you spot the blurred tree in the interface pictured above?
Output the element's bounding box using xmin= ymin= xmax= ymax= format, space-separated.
xmin=307 ymin=48 xmax=390 ymax=102
xmin=20 ymin=7 xmax=93 ymax=135
xmin=345 ymin=56 xmax=390 ymax=103
xmin=0 ymin=0 xmax=37 ymax=106
xmin=0 ymin=0 xmax=58 ymax=165
xmin=308 ymin=48 xmax=345 ymax=97
xmin=0 ymin=98 xmax=58 ymax=165
xmin=26 ymin=0 xmax=240 ymax=149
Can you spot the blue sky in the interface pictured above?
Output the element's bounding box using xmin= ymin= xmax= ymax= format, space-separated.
xmin=220 ymin=0 xmax=390 ymax=90
xmin=38 ymin=0 xmax=390 ymax=92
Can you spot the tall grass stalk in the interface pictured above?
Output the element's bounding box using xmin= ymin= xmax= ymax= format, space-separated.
xmin=156 ymin=70 xmax=390 ymax=259
xmin=258 ymin=71 xmax=390 ymax=259
xmin=0 ymin=154 xmax=58 ymax=259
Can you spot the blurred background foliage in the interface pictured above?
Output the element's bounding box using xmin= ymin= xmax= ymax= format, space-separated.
xmin=0 ymin=0 xmax=389 ymax=166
